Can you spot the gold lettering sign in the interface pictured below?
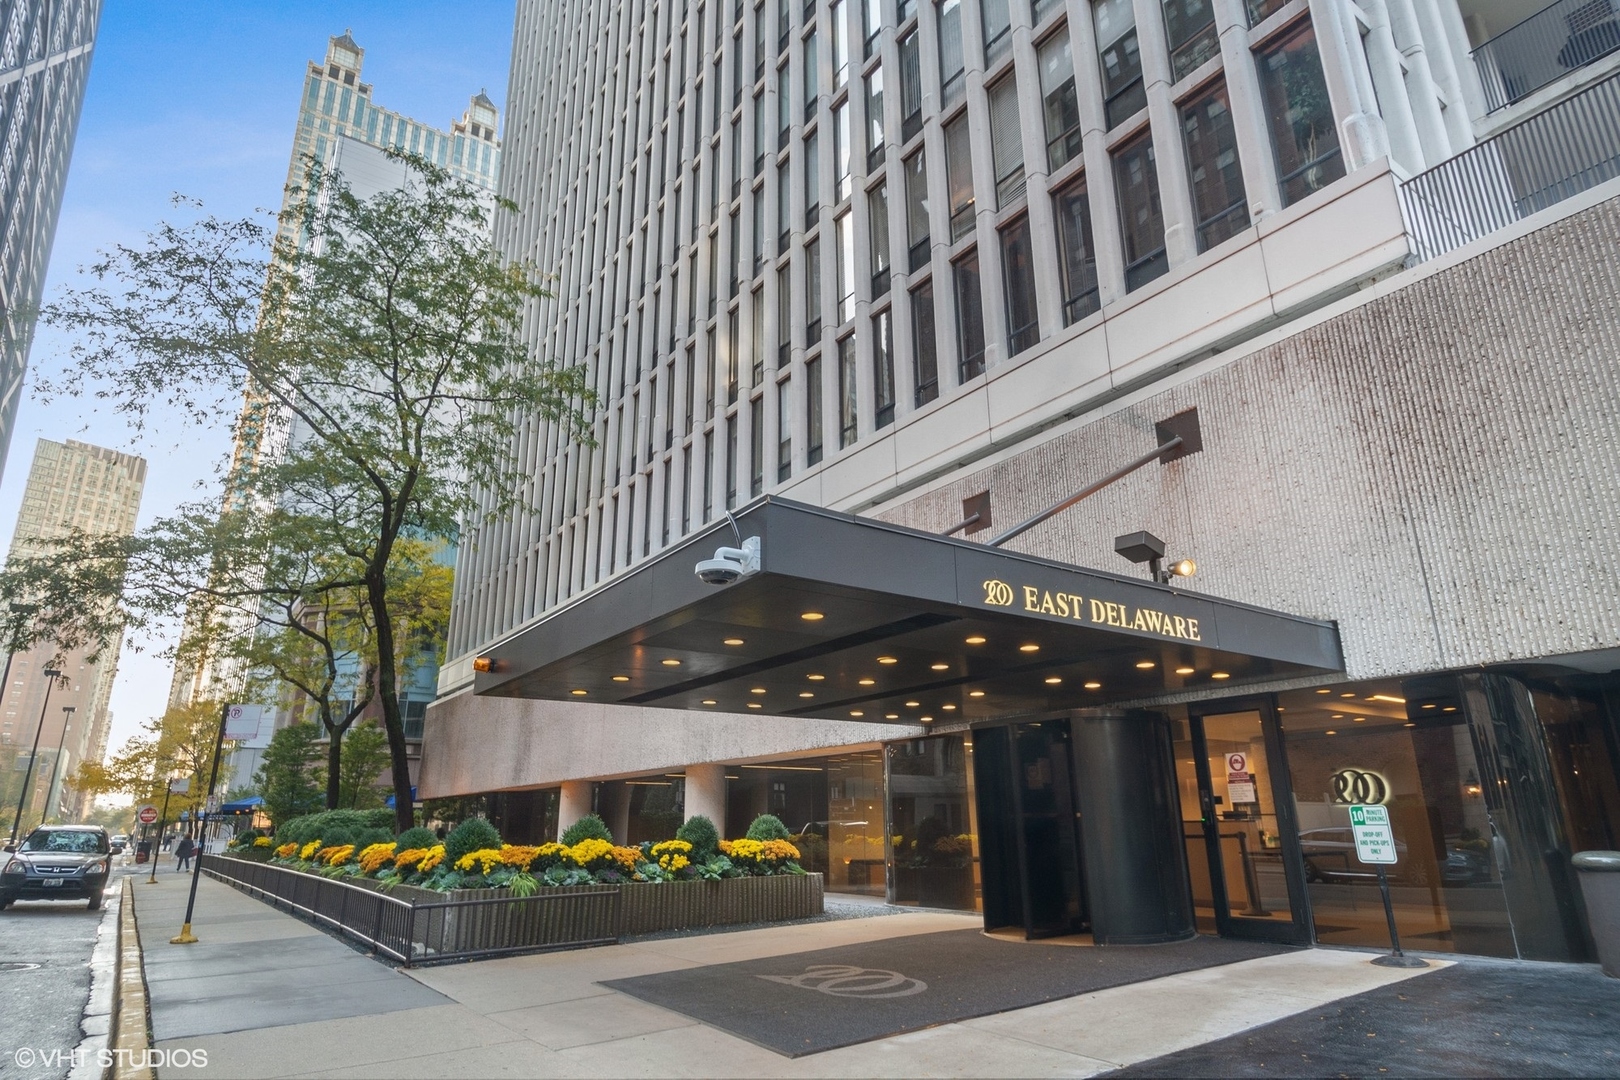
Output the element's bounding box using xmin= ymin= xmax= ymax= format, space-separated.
xmin=973 ymin=580 xmax=1201 ymax=641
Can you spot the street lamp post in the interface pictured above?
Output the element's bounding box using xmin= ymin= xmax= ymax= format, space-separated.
xmin=7 ymin=668 xmax=62 ymax=848
xmin=42 ymin=706 xmax=75 ymax=824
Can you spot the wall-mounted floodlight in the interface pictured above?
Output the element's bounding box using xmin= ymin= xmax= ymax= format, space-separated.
xmin=1115 ymin=532 xmax=1196 ymax=584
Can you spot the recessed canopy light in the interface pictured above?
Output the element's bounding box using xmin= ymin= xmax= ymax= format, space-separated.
xmin=1368 ymin=694 xmax=1406 ymax=704
xmin=1353 ymin=717 xmax=1366 ymax=723
xmin=801 ymin=611 xmax=825 ymax=621
xmin=969 ymin=690 xmax=985 ymax=698
xmin=878 ymin=656 xmax=898 ymax=664
xmin=1044 ymin=677 xmax=1062 ymax=685
xmin=799 ymin=692 xmax=814 ymax=698
xmin=750 ymin=687 xmax=767 ymax=694
xmin=701 ymin=699 xmax=717 ymax=705
xmin=747 ymin=702 xmax=762 ymax=709
xmin=858 ymin=678 xmax=876 ymax=686
xmin=1403 ymin=722 xmax=1416 ymax=728
xmin=905 ymin=701 xmax=920 ymax=707
xmin=1211 ymin=672 xmax=1231 ymax=680
xmin=1019 ymin=644 xmax=1040 ymax=653
xmin=849 ymin=710 xmax=864 ymax=717
xmin=1325 ymin=729 xmax=1338 ymax=735
xmin=1422 ymin=703 xmax=1437 ymax=710
xmin=1340 ymin=692 xmax=1355 ymax=698
xmin=724 ymin=638 xmax=745 ymax=646
xmin=942 ymin=704 xmax=957 ymax=710
xmin=1175 ymin=666 xmax=1195 ymax=675
xmin=931 ymin=663 xmax=949 ymax=671
xmin=570 ymin=689 xmax=587 ymax=696
xmin=920 ymin=715 xmax=934 ymax=722
xmin=1332 ymin=714 xmax=1343 ymax=719
xmin=1316 ymin=689 xmax=1332 ymax=695
xmin=1084 ymin=681 xmax=1101 ymax=690
xmin=965 ymin=635 xmax=986 ymax=644
xmin=807 ymin=674 xmax=826 ymax=681
xmin=1135 ymin=661 xmax=1155 ymax=670
xmin=885 ymin=713 xmax=899 ymax=719
xmin=611 ymin=675 xmax=630 ymax=682
xmin=1442 ymin=706 xmax=1457 ymax=712
xmin=662 ymin=658 xmax=681 ymax=666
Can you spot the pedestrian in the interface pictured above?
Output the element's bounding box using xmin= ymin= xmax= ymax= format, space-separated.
xmin=175 ymin=834 xmax=195 ymax=872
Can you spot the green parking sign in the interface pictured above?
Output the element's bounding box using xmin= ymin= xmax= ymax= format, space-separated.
xmin=1349 ymin=804 xmax=1397 ymax=864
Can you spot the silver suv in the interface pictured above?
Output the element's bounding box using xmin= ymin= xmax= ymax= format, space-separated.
xmin=1 ymin=826 xmax=112 ymax=911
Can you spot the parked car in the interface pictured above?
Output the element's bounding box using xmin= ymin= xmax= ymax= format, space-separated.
xmin=108 ymin=834 xmax=128 ymax=855
xmin=1 ymin=826 xmax=112 ymax=910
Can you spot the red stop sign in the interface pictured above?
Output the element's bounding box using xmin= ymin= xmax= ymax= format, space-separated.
xmin=137 ymin=805 xmax=159 ymax=825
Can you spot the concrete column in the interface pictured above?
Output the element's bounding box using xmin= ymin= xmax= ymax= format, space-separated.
xmin=1359 ymin=0 xmax=1424 ymax=174
xmin=1133 ymin=0 xmax=1198 ymax=269
xmin=1215 ymin=0 xmax=1282 ymax=223
xmin=558 ymin=780 xmax=593 ymax=832
xmin=1385 ymin=0 xmax=1452 ymax=163
xmin=684 ymin=763 xmax=729 ymax=831
xmin=1308 ymin=0 xmax=1390 ymax=173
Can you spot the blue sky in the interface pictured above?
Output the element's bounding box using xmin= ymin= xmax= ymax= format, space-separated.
xmin=2 ymin=2 xmax=515 ymax=760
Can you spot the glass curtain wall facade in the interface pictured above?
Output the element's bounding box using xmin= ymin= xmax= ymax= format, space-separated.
xmin=450 ymin=0 xmax=1356 ymax=661
xmin=0 ymin=0 xmax=101 ymax=485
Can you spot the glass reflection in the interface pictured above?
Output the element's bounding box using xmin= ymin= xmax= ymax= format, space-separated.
xmin=888 ymin=734 xmax=980 ymax=910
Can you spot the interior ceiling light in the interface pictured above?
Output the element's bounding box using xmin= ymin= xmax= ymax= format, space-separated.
xmin=1176 ymin=666 xmax=1195 ymax=675
xmin=1045 ymin=677 xmax=1062 ymax=685
xmin=801 ymin=611 xmax=825 ymax=621
xmin=965 ymin=635 xmax=986 ymax=644
xmin=1084 ymin=681 xmax=1102 ymax=690
xmin=969 ymin=690 xmax=985 ymax=697
xmin=724 ymin=638 xmax=745 ymax=646
xmin=611 ymin=675 xmax=630 ymax=682
xmin=1368 ymin=694 xmax=1406 ymax=704
xmin=1135 ymin=661 xmax=1155 ymax=669
xmin=858 ymin=678 xmax=876 ymax=686
xmin=1211 ymin=672 xmax=1231 ymax=680
xmin=878 ymin=656 xmax=898 ymax=664
xmin=807 ymin=674 xmax=826 ymax=681
xmin=662 ymin=658 xmax=681 ymax=666
xmin=1019 ymin=644 xmax=1040 ymax=653
xmin=570 ymin=689 xmax=587 ymax=696
xmin=931 ymin=663 xmax=949 ymax=671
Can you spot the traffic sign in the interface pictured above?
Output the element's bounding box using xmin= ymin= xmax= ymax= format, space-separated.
xmin=1349 ymin=803 xmax=1397 ymax=864
xmin=137 ymin=804 xmax=158 ymax=825
xmin=224 ymin=704 xmax=270 ymax=740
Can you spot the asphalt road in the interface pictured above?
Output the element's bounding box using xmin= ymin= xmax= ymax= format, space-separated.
xmin=0 ymin=866 xmax=118 ymax=1080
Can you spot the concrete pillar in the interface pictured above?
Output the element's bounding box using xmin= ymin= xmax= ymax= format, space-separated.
xmin=1309 ymin=0 xmax=1391 ymax=173
xmin=558 ymin=780 xmax=593 ymax=832
xmin=1359 ymin=0 xmax=1425 ymax=174
xmin=684 ymin=763 xmax=728 ymax=832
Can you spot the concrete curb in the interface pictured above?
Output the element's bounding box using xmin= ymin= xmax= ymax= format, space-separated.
xmin=111 ymin=877 xmax=153 ymax=1080
xmin=68 ymin=878 xmax=120 ymax=1080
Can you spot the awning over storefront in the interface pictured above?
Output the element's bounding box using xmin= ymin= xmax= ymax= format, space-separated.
xmin=473 ymin=498 xmax=1342 ymax=723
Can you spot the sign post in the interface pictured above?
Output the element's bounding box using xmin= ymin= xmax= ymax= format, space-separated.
xmin=1350 ymin=804 xmax=1427 ymax=969
xmin=171 ymin=702 xmax=262 ymax=945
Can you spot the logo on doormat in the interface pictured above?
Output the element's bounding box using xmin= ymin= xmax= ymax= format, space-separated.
xmin=759 ymin=964 xmax=928 ymax=998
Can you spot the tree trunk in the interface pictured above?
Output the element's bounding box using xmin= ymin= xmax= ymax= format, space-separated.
xmin=325 ymin=724 xmax=342 ymax=810
xmin=367 ymin=569 xmax=415 ymax=833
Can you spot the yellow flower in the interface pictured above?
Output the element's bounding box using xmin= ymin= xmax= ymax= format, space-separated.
xmin=317 ymin=844 xmax=355 ymax=866
xmin=499 ymin=844 xmax=543 ymax=870
xmin=610 ymin=846 xmax=642 ymax=872
xmin=651 ymin=839 xmax=693 ymax=872
xmin=299 ymin=840 xmax=322 ymax=860
xmin=417 ymin=845 xmax=447 ymax=873
xmin=253 ymin=836 xmax=272 ymax=848
xmin=358 ymin=842 xmax=398 ymax=873
xmin=275 ymin=842 xmax=298 ymax=858
xmin=564 ymin=837 xmax=615 ymax=869
xmin=760 ymin=839 xmax=800 ymax=862
xmin=394 ymin=846 xmax=430 ymax=870
xmin=453 ymin=848 xmax=504 ymax=875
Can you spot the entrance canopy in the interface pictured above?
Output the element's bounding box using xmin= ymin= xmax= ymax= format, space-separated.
xmin=473 ymin=498 xmax=1342 ymax=723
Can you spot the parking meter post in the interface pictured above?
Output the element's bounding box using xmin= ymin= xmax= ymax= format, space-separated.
xmin=172 ymin=701 xmax=228 ymax=945
xmin=1371 ymin=864 xmax=1429 ymax=968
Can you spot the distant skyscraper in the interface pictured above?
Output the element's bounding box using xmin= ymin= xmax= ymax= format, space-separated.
xmin=1 ymin=438 xmax=144 ymax=824
xmin=0 ymin=0 xmax=102 ymax=486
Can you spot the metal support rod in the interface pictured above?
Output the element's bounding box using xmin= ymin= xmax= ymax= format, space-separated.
xmin=173 ymin=701 xmax=230 ymax=943
xmin=1378 ymin=865 xmax=1403 ymax=955
xmin=986 ymin=436 xmax=1183 ymax=548
xmin=941 ymin=512 xmax=981 ymax=537
xmin=147 ymin=785 xmax=173 ymax=885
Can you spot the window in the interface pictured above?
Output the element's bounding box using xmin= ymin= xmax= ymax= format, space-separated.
xmin=1000 ymin=216 xmax=1039 ymax=355
xmin=898 ymin=0 xmax=916 ymax=20
xmin=752 ymin=186 xmax=765 ymax=271
xmin=806 ymin=356 xmax=824 ymax=463
xmin=778 ymin=264 xmax=793 ymax=363
xmin=863 ymin=0 xmax=883 ymax=58
xmin=869 ymin=182 xmax=892 ymax=296
xmin=727 ymin=309 xmax=741 ymax=402
xmin=944 ymin=115 xmax=975 ymax=240
xmin=833 ymin=101 xmax=852 ymax=201
xmin=899 ymin=29 xmax=923 ymax=140
xmin=804 ymin=29 xmax=820 ymax=120
xmin=1094 ymin=0 xmax=1146 ymax=128
xmin=1039 ymin=30 xmax=1082 ymax=171
xmin=873 ymin=309 xmax=896 ymax=427
xmin=780 ymin=0 xmax=793 ymax=51
xmin=1112 ymin=133 xmax=1168 ymax=290
xmin=752 ymin=287 xmax=766 ymax=382
xmin=1033 ymin=0 xmax=1063 ymax=23
xmin=1053 ymin=176 xmax=1100 ymax=323
xmin=911 ymin=280 xmax=939 ymax=405
xmin=665 ymin=360 xmax=677 ymax=447
xmin=1162 ymin=0 xmax=1218 ymax=81
xmin=831 ymin=0 xmax=849 ymax=89
xmin=836 ymin=211 xmax=856 ymax=322
xmin=988 ymin=76 xmax=1025 ymax=206
xmin=754 ymin=92 xmax=767 ymax=171
xmin=727 ymin=416 xmax=739 ymax=506
xmin=806 ymin=236 xmax=824 ymax=339
xmin=777 ymin=377 xmax=793 ymax=478
xmin=953 ymin=251 xmax=985 ymax=380
xmin=838 ymin=334 xmax=858 ymax=447
xmin=729 ymin=211 xmax=742 ymax=293
xmin=756 ymin=6 xmax=768 ymax=78
xmin=1181 ymin=80 xmax=1249 ymax=251
xmin=981 ymin=0 xmax=1011 ymax=66
xmin=1258 ymin=21 xmax=1345 ymax=207
xmin=865 ymin=68 xmax=886 ymax=172
xmin=778 ymin=65 xmax=793 ymax=147
xmin=750 ymin=396 xmax=765 ymax=495
xmin=939 ymin=0 xmax=966 ymax=109
xmin=703 ymin=431 xmax=714 ymax=520
xmin=905 ymin=149 xmax=930 ymax=270
xmin=732 ymin=120 xmax=744 ymax=200
xmin=778 ymin=160 xmax=792 ymax=247
xmin=805 ymin=129 xmax=821 ymax=227
xmin=1245 ymin=0 xmax=1289 ymax=27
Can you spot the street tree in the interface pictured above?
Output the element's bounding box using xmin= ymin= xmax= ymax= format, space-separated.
xmin=252 ymin=723 xmax=324 ymax=828
xmin=22 ymin=152 xmax=593 ymax=829
xmin=70 ymin=699 xmax=222 ymax=826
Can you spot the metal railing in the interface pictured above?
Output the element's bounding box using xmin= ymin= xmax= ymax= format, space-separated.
xmin=1399 ymin=69 xmax=1620 ymax=262
xmin=202 ymin=855 xmax=619 ymax=966
xmin=1474 ymin=0 xmax=1620 ymax=112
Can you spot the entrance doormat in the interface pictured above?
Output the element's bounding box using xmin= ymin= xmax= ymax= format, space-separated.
xmin=601 ymin=928 xmax=1289 ymax=1057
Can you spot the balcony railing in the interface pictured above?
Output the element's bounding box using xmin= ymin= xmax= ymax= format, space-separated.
xmin=1474 ymin=0 xmax=1620 ymax=112
xmin=1399 ymin=69 xmax=1620 ymax=262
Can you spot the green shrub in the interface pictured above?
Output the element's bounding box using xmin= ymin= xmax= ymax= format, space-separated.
xmin=560 ymin=814 xmax=612 ymax=846
xmin=352 ymin=827 xmax=392 ymax=851
xmin=443 ymin=817 xmax=502 ymax=866
xmin=745 ymin=814 xmax=791 ymax=841
xmin=362 ymin=808 xmax=395 ymax=830
xmin=396 ymin=826 xmax=436 ymax=851
xmin=318 ymin=827 xmax=355 ymax=851
xmin=676 ymin=815 xmax=719 ymax=860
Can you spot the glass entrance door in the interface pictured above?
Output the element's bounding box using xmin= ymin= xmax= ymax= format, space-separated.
xmin=1186 ymin=701 xmax=1312 ymax=944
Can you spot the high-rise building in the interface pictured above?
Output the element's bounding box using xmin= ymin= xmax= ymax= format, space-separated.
xmin=428 ymin=0 xmax=1620 ymax=964
xmin=1 ymin=438 xmax=144 ymax=824
xmin=0 ymin=0 xmax=102 ymax=486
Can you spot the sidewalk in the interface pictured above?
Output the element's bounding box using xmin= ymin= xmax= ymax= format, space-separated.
xmin=132 ymin=874 xmax=1444 ymax=1079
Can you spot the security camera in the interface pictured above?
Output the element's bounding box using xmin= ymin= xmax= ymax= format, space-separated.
xmin=695 ymin=536 xmax=761 ymax=585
